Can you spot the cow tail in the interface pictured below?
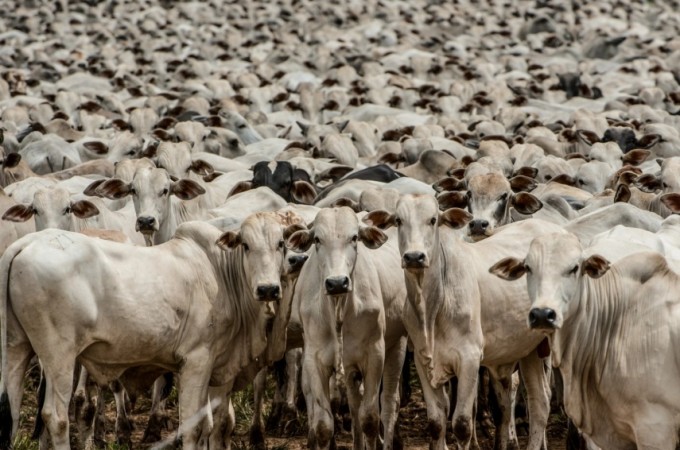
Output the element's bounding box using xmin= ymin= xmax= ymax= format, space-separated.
xmin=31 ymin=372 xmax=46 ymax=440
xmin=0 ymin=244 xmax=24 ymax=448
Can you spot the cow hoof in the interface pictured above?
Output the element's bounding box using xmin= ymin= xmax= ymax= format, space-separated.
xmin=452 ymin=416 xmax=472 ymax=444
xmin=142 ymin=413 xmax=167 ymax=443
xmin=249 ymin=424 xmax=266 ymax=450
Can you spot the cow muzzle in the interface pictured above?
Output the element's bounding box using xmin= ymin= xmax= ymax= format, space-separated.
xmin=528 ymin=307 xmax=558 ymax=330
xmin=402 ymin=251 xmax=428 ymax=269
xmin=468 ymin=219 xmax=490 ymax=240
xmin=325 ymin=276 xmax=350 ymax=295
xmin=256 ymin=284 xmax=281 ymax=302
xmin=286 ymin=254 xmax=308 ymax=275
xmin=136 ymin=216 xmax=158 ymax=233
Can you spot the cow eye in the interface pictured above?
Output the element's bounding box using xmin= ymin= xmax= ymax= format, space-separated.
xmin=578 ymin=179 xmax=584 ymax=185
xmin=161 ymin=188 xmax=169 ymax=196
xmin=351 ymin=234 xmax=358 ymax=243
xmin=429 ymin=217 xmax=436 ymax=225
xmin=238 ymin=123 xmax=247 ymax=129
xmin=569 ymin=265 xmax=578 ymax=275
xmin=63 ymin=206 xmax=71 ymax=214
xmin=395 ymin=217 xmax=402 ymax=226
xmin=278 ymin=239 xmax=284 ymax=249
xmin=314 ymin=236 xmax=321 ymax=245
xmin=524 ymin=265 xmax=532 ymax=274
xmin=498 ymin=193 xmax=508 ymax=202
xmin=130 ymin=188 xmax=137 ymax=196
xmin=242 ymin=243 xmax=250 ymax=252
xmin=32 ymin=207 xmax=39 ymax=216
xmin=126 ymin=148 xmax=138 ymax=156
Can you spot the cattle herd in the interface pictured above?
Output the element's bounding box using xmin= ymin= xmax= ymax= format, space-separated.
xmin=2 ymin=0 xmax=680 ymax=449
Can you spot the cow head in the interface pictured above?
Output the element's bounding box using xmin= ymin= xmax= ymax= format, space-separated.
xmin=229 ymin=161 xmax=317 ymax=204
xmin=363 ymin=194 xmax=472 ymax=271
xmin=436 ymin=172 xmax=542 ymax=240
xmin=216 ymin=212 xmax=293 ymax=302
xmin=97 ymin=167 xmax=205 ymax=245
xmin=155 ymin=141 xmax=214 ymax=179
xmin=287 ymin=207 xmax=387 ymax=296
xmin=489 ymin=233 xmax=610 ymax=331
xmin=3 ymin=187 xmax=100 ymax=230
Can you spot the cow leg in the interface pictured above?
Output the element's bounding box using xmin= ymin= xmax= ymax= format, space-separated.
xmin=74 ymin=371 xmax=98 ymax=450
xmin=143 ymin=372 xmax=174 ymax=443
xmin=0 ymin=338 xmax=34 ymax=442
xmin=399 ymin=350 xmax=413 ymax=407
xmin=413 ymin=355 xmax=448 ymax=450
xmin=451 ymin=354 xmax=480 ymax=450
xmin=282 ymin=348 xmax=302 ymax=426
xmin=302 ymin=353 xmax=333 ymax=450
xmin=41 ymin=361 xmax=76 ymax=450
xmin=519 ymin=352 xmax=550 ymax=450
xmin=345 ymin=367 xmax=365 ymax=450
xmin=381 ymin=337 xmax=407 ymax=450
xmin=110 ymin=379 xmax=133 ymax=446
xmin=177 ymin=354 xmax=212 ymax=450
xmin=248 ymin=369 xmax=266 ymax=450
xmin=209 ymin=387 xmax=235 ymax=450
xmin=266 ymin=360 xmax=285 ymax=432
xmin=488 ymin=364 xmax=518 ymax=450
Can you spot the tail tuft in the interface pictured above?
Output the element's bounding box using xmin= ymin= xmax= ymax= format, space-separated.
xmin=0 ymin=391 xmax=13 ymax=449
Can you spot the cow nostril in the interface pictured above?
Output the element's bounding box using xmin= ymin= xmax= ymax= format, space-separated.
xmin=546 ymin=309 xmax=556 ymax=322
xmin=341 ymin=277 xmax=349 ymax=288
xmin=480 ymin=220 xmax=489 ymax=229
xmin=325 ymin=276 xmax=350 ymax=294
xmin=256 ymin=284 xmax=280 ymax=301
xmin=529 ymin=308 xmax=540 ymax=324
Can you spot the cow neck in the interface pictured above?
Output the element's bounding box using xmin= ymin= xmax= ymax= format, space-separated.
xmin=329 ymin=292 xmax=348 ymax=396
xmin=206 ymin=241 xmax=272 ymax=386
xmin=156 ymin=197 xmax=190 ymax=245
xmin=421 ymin=227 xmax=482 ymax=386
xmin=553 ymin=269 xmax=626 ymax=434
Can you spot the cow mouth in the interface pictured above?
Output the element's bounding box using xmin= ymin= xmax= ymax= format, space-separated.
xmin=138 ymin=230 xmax=155 ymax=247
xmin=402 ymin=261 xmax=427 ymax=270
xmin=468 ymin=231 xmax=491 ymax=242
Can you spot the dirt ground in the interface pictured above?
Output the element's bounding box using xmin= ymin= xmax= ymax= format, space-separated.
xmin=15 ymin=363 xmax=568 ymax=449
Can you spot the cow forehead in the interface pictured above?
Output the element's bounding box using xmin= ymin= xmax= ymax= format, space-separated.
xmin=158 ymin=143 xmax=191 ymax=165
xmin=34 ymin=188 xmax=70 ymax=208
xmin=314 ymin=207 xmax=358 ymax=237
xmin=240 ymin=213 xmax=286 ymax=246
xmin=133 ymin=168 xmax=171 ymax=189
xmin=396 ymin=194 xmax=438 ymax=221
xmin=527 ymin=233 xmax=582 ymax=269
xmin=468 ymin=173 xmax=510 ymax=198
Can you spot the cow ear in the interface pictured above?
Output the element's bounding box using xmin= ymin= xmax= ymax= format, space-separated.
xmin=83 ymin=141 xmax=109 ymax=155
xmin=228 ymin=181 xmax=253 ymax=197
xmin=291 ymin=180 xmax=316 ymax=205
xmin=3 ymin=153 xmax=21 ymax=169
xmin=2 ymin=204 xmax=34 ymax=222
xmin=448 ymin=167 xmax=467 ymax=179
xmin=634 ymin=174 xmax=661 ymax=192
xmin=509 ymin=175 xmax=538 ymax=192
xmin=358 ymin=226 xmax=388 ymax=249
xmin=622 ymin=149 xmax=650 ymax=166
xmin=331 ymin=197 xmax=361 ymax=212
xmin=83 ymin=179 xmax=105 ymax=197
xmin=296 ymin=121 xmax=310 ymax=136
xmin=203 ymin=172 xmax=222 ymax=183
xmin=141 ymin=141 xmax=159 ymax=159
xmin=71 ymin=200 xmax=100 ymax=219
xmin=362 ymin=210 xmax=396 ymax=230
xmin=614 ymin=184 xmax=631 ymax=203
xmin=636 ymin=134 xmax=660 ymax=149
xmin=565 ymin=152 xmax=588 ymax=161
xmin=335 ymin=120 xmax=350 ymax=132
xmin=551 ymin=174 xmax=576 ymax=186
xmin=189 ymin=159 xmax=214 ymax=176
xmin=283 ymin=223 xmax=307 ymax=240
xmin=489 ymin=257 xmax=527 ymax=280
xmin=439 ymin=208 xmax=473 ymax=229
xmin=97 ymin=179 xmax=132 ymax=200
xmin=660 ymin=193 xmax=680 ymax=214
xmin=436 ymin=191 xmax=469 ymax=210
xmin=576 ymin=129 xmax=600 ymax=146
xmin=511 ymin=192 xmax=543 ymax=215
xmin=171 ymin=179 xmax=206 ymax=200
xmin=216 ymin=231 xmax=241 ymax=250
xmin=317 ymin=165 xmax=353 ymax=182
xmin=514 ymin=166 xmax=538 ymax=178
xmin=378 ymin=152 xmax=405 ymax=165
xmin=617 ymin=170 xmax=639 ymax=186
xmin=581 ymin=254 xmax=610 ymax=278
xmin=287 ymin=229 xmax=314 ymax=252
xmin=433 ymin=176 xmax=466 ymax=192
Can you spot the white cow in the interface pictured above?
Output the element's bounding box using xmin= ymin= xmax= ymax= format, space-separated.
xmin=365 ymin=195 xmax=563 ymax=450
xmin=287 ymin=207 xmax=407 ymax=450
xmin=490 ymin=234 xmax=680 ymax=449
xmin=0 ymin=214 xmax=295 ymax=450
